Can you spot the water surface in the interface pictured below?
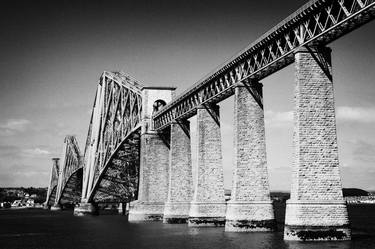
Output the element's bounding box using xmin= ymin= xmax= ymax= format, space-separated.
xmin=1 ymin=205 xmax=374 ymax=249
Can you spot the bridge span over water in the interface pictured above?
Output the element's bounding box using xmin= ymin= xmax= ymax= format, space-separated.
xmin=46 ymin=0 xmax=375 ymax=241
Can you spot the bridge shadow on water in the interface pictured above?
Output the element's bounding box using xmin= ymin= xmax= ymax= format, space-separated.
xmin=0 ymin=204 xmax=374 ymax=249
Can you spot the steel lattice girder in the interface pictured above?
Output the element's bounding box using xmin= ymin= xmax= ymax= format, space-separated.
xmin=152 ymin=0 xmax=375 ymax=130
xmin=45 ymin=159 xmax=60 ymax=206
xmin=83 ymin=71 xmax=143 ymax=202
xmin=89 ymin=128 xmax=141 ymax=203
xmin=55 ymin=136 xmax=83 ymax=205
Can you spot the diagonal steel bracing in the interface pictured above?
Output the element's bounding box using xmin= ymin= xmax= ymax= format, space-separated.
xmin=153 ymin=0 xmax=375 ymax=130
xmin=81 ymin=71 xmax=143 ymax=203
xmin=45 ymin=158 xmax=60 ymax=206
xmin=54 ymin=136 xmax=83 ymax=206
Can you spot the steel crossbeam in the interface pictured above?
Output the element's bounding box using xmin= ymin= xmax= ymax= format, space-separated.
xmin=153 ymin=0 xmax=375 ymax=130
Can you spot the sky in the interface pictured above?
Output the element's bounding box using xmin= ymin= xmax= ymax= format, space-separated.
xmin=0 ymin=0 xmax=374 ymax=191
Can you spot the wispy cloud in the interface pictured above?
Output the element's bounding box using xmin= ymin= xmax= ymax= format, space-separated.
xmin=265 ymin=106 xmax=375 ymax=127
xmin=0 ymin=145 xmax=52 ymax=159
xmin=23 ymin=148 xmax=51 ymax=157
xmin=265 ymin=110 xmax=293 ymax=127
xmin=337 ymin=106 xmax=375 ymax=123
xmin=0 ymin=119 xmax=31 ymax=136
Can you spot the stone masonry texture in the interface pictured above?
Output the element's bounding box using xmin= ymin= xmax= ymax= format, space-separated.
xmin=225 ymin=82 xmax=275 ymax=232
xmin=129 ymin=88 xmax=173 ymax=221
xmin=163 ymin=121 xmax=193 ymax=223
xmin=189 ymin=105 xmax=226 ymax=227
xmin=128 ymin=132 xmax=170 ymax=221
xmin=284 ymin=46 xmax=350 ymax=240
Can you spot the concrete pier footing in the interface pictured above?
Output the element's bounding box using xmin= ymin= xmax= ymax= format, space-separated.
xmin=50 ymin=204 xmax=62 ymax=211
xmin=73 ymin=202 xmax=98 ymax=216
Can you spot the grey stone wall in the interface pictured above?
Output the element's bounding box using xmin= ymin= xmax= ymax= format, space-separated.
xmin=189 ymin=105 xmax=226 ymax=226
xmin=225 ymin=82 xmax=275 ymax=232
xmin=284 ymin=46 xmax=350 ymax=240
xmin=163 ymin=121 xmax=193 ymax=223
xmin=138 ymin=133 xmax=169 ymax=203
xmin=230 ymin=83 xmax=271 ymax=201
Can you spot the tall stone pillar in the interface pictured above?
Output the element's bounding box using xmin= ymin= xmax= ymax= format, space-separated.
xmin=128 ymin=86 xmax=175 ymax=221
xmin=284 ymin=46 xmax=350 ymax=241
xmin=163 ymin=120 xmax=193 ymax=223
xmin=225 ymin=81 xmax=275 ymax=232
xmin=128 ymin=132 xmax=170 ymax=221
xmin=188 ymin=105 xmax=226 ymax=227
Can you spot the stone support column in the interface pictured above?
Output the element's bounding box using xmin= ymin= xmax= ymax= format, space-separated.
xmin=163 ymin=120 xmax=193 ymax=223
xmin=128 ymin=86 xmax=175 ymax=222
xmin=284 ymin=46 xmax=350 ymax=241
xmin=225 ymin=81 xmax=275 ymax=232
xmin=128 ymin=131 xmax=170 ymax=221
xmin=188 ymin=105 xmax=226 ymax=227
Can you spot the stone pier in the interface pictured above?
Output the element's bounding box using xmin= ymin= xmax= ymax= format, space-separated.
xmin=128 ymin=131 xmax=170 ymax=221
xmin=163 ymin=120 xmax=193 ymax=223
xmin=128 ymin=87 xmax=174 ymax=221
xmin=225 ymin=81 xmax=275 ymax=232
xmin=284 ymin=46 xmax=350 ymax=241
xmin=188 ymin=105 xmax=226 ymax=227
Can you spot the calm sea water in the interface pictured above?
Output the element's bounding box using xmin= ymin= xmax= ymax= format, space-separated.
xmin=1 ymin=204 xmax=375 ymax=249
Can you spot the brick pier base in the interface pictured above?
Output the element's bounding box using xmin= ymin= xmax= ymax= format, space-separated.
xmin=163 ymin=121 xmax=193 ymax=224
xmin=284 ymin=46 xmax=350 ymax=241
xmin=128 ymin=132 xmax=169 ymax=221
xmin=225 ymin=82 xmax=275 ymax=232
xmin=188 ymin=105 xmax=226 ymax=227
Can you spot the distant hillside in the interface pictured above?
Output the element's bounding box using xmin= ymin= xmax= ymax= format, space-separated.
xmin=343 ymin=188 xmax=369 ymax=197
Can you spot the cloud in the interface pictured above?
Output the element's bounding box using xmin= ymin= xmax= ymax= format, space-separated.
xmin=265 ymin=110 xmax=293 ymax=127
xmin=264 ymin=106 xmax=375 ymax=126
xmin=0 ymin=163 xmax=49 ymax=187
xmin=0 ymin=145 xmax=52 ymax=159
xmin=336 ymin=106 xmax=375 ymax=123
xmin=23 ymin=148 xmax=51 ymax=157
xmin=0 ymin=119 xmax=31 ymax=136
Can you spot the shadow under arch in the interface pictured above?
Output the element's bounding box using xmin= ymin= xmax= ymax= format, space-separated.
xmin=46 ymin=186 xmax=57 ymax=207
xmin=58 ymin=167 xmax=83 ymax=207
xmin=87 ymin=125 xmax=141 ymax=203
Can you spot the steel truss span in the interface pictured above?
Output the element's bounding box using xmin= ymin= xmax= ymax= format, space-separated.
xmin=89 ymin=128 xmax=140 ymax=203
xmin=82 ymin=71 xmax=143 ymax=203
xmin=45 ymin=158 xmax=60 ymax=206
xmin=153 ymin=0 xmax=375 ymax=130
xmin=55 ymin=136 xmax=83 ymax=206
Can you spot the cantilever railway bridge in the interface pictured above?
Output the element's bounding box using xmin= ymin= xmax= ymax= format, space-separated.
xmin=46 ymin=0 xmax=375 ymax=241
